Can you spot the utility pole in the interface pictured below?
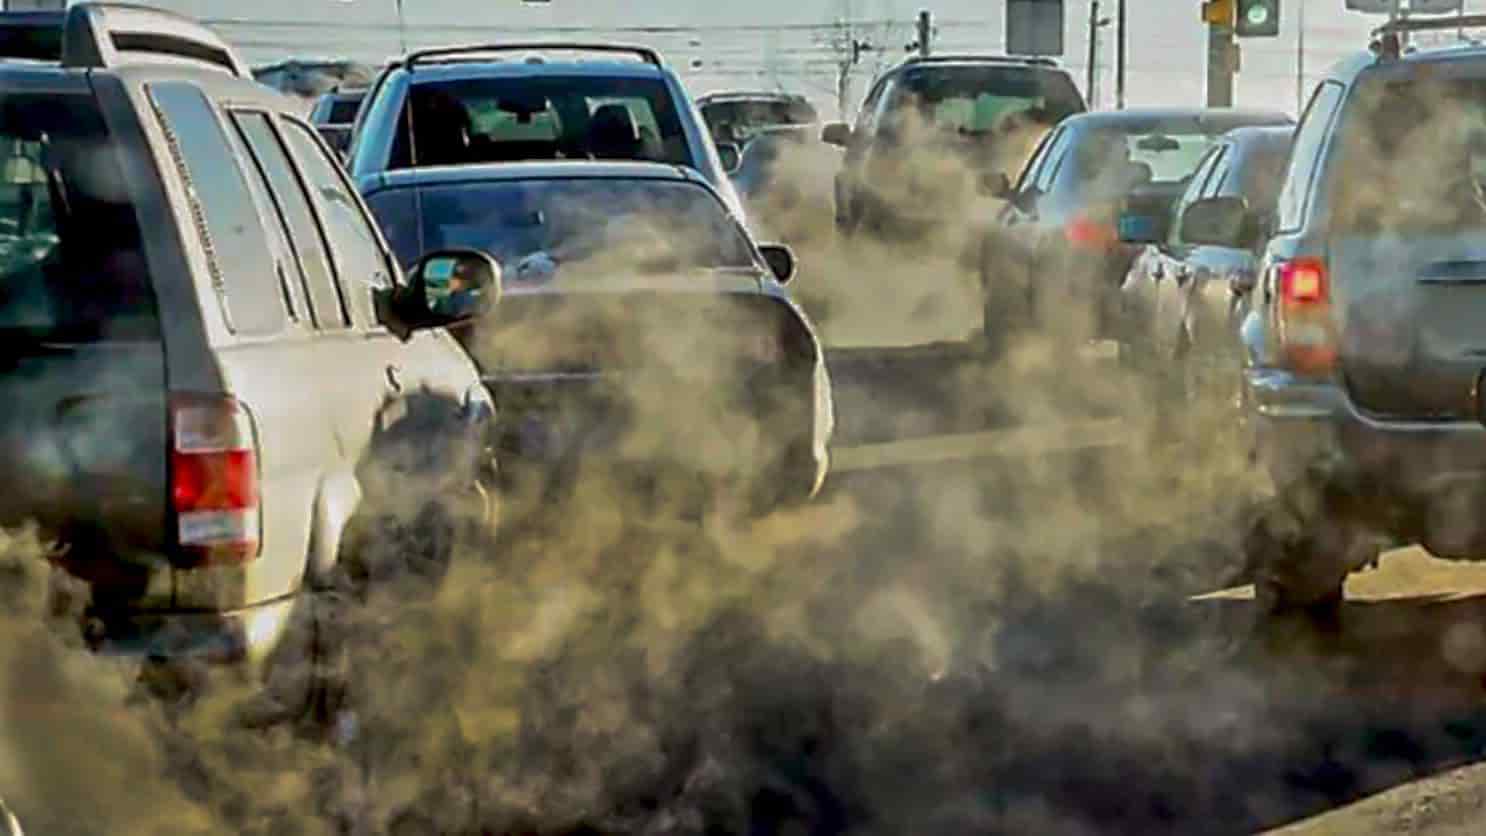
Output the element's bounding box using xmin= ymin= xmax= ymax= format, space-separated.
xmin=1115 ymin=0 xmax=1126 ymax=108
xmin=916 ymin=10 xmax=933 ymax=58
xmin=1202 ymin=0 xmax=1235 ymax=107
xmin=1087 ymin=1 xmax=1100 ymax=107
xmin=1296 ymin=0 xmax=1306 ymax=115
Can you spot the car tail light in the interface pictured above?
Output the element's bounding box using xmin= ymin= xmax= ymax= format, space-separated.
xmin=1276 ymin=257 xmax=1337 ymax=376
xmin=1065 ymin=214 xmax=1119 ymax=252
xmin=170 ymin=394 xmax=260 ymax=566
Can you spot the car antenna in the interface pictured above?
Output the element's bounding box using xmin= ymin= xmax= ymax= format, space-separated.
xmin=395 ymin=0 xmax=429 ymax=264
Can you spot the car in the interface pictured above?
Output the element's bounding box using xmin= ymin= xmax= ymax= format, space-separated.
xmin=731 ymin=124 xmax=840 ymax=246
xmin=1116 ymin=125 xmax=1294 ymax=388
xmin=697 ymin=90 xmax=819 ymax=148
xmin=821 ymin=54 xmax=1086 ymax=240
xmin=360 ymin=161 xmax=833 ymax=514
xmin=0 ymin=5 xmax=495 ymax=696
xmin=983 ymin=108 xmax=1292 ymax=352
xmin=1233 ymin=17 xmax=1486 ymax=612
xmin=308 ymin=86 xmax=366 ymax=156
xmin=345 ymin=43 xmax=749 ymax=223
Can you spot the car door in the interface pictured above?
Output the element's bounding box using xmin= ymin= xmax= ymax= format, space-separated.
xmin=144 ymin=81 xmax=342 ymax=608
xmin=275 ymin=117 xmax=485 ymax=500
xmin=1153 ymin=145 xmax=1229 ymax=359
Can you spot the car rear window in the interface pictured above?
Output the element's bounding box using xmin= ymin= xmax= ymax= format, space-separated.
xmin=702 ymin=98 xmax=818 ymax=144
xmin=1060 ymin=119 xmax=1272 ymax=200
xmin=0 ymin=91 xmax=154 ymax=342
xmin=1331 ymin=73 xmax=1486 ymax=235
xmin=890 ymin=66 xmax=1084 ymax=135
xmin=390 ymin=76 xmax=690 ymax=169
xmin=366 ymin=178 xmax=755 ymax=274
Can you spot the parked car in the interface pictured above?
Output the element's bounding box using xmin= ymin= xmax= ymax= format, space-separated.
xmin=0 ymin=5 xmax=495 ymax=693
xmin=309 ymin=86 xmax=365 ymax=157
xmin=983 ymin=108 xmax=1292 ymax=352
xmin=1117 ymin=125 xmax=1294 ymax=385
xmin=697 ymin=90 xmax=819 ymax=147
xmin=822 ymin=54 xmax=1086 ymax=240
xmin=345 ymin=43 xmax=749 ymax=222
xmin=362 ymin=161 xmax=833 ymax=513
xmin=1235 ymin=21 xmax=1486 ymax=611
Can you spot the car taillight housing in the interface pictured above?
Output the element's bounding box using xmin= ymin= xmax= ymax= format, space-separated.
xmin=170 ymin=394 xmax=260 ymax=567
xmin=1276 ymin=256 xmax=1337 ymax=376
xmin=1065 ymin=214 xmax=1119 ymax=252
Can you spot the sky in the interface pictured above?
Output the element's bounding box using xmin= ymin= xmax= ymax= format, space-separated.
xmin=133 ymin=0 xmax=1462 ymax=116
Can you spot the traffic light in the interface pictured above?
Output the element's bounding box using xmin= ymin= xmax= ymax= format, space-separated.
xmin=1202 ymin=0 xmax=1233 ymax=26
xmin=1235 ymin=0 xmax=1280 ymax=37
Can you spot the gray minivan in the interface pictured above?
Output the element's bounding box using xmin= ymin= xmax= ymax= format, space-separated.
xmin=0 ymin=5 xmax=496 ymax=688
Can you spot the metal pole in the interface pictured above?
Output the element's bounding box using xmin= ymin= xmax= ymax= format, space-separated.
xmin=1206 ymin=22 xmax=1234 ymax=107
xmin=1115 ymin=0 xmax=1126 ymax=108
xmin=1296 ymin=0 xmax=1306 ymax=115
xmin=917 ymin=10 xmax=932 ymax=58
xmin=1087 ymin=1 xmax=1100 ymax=108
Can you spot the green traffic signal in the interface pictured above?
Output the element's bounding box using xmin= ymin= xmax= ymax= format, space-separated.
xmin=1235 ymin=0 xmax=1280 ymax=37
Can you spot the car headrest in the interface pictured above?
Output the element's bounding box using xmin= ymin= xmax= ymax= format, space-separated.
xmin=588 ymin=103 xmax=641 ymax=159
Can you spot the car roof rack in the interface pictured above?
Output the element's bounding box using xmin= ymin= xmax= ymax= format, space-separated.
xmin=0 ymin=3 xmax=246 ymax=77
xmin=1371 ymin=14 xmax=1486 ymax=60
xmin=903 ymin=53 xmax=1061 ymax=68
xmin=403 ymin=42 xmax=663 ymax=70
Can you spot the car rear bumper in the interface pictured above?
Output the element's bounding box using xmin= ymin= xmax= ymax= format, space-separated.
xmin=1246 ymin=366 xmax=1486 ymax=556
xmin=76 ymin=593 xmax=298 ymax=665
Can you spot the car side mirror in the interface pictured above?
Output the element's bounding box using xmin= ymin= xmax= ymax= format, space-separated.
xmin=717 ymin=142 xmax=742 ymax=175
xmin=979 ymin=171 xmax=1012 ymax=199
xmin=821 ymin=122 xmax=853 ymax=148
xmin=379 ymin=248 xmax=501 ymax=340
xmin=758 ymin=243 xmax=797 ymax=284
xmin=1181 ymin=196 xmax=1252 ymax=248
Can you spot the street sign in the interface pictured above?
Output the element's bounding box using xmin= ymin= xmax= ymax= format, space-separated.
xmin=1007 ymin=0 xmax=1065 ymax=56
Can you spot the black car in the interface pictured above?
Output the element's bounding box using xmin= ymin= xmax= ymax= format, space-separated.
xmin=362 ymin=161 xmax=834 ymax=514
xmin=822 ymin=54 xmax=1086 ymax=240
xmin=984 ymin=108 xmax=1292 ymax=350
xmin=1117 ymin=125 xmax=1294 ymax=382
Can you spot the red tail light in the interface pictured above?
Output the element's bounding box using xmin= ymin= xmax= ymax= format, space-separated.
xmin=1276 ymin=257 xmax=1337 ymax=376
xmin=169 ymin=395 xmax=260 ymax=566
xmin=1065 ymin=214 xmax=1119 ymax=251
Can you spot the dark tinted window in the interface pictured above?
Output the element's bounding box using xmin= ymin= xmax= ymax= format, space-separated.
xmin=233 ymin=112 xmax=349 ymax=330
xmin=367 ymin=178 xmax=755 ymax=275
xmin=391 ymin=76 xmax=689 ymax=169
xmin=281 ymin=120 xmax=389 ymax=328
xmin=150 ymin=82 xmax=285 ymax=336
xmin=329 ymin=95 xmax=363 ymax=124
xmin=1277 ymin=82 xmax=1344 ymax=232
xmin=0 ymin=92 xmax=153 ymax=342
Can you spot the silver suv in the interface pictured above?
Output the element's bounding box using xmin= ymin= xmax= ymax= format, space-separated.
xmin=0 ymin=5 xmax=496 ymax=675
xmin=1239 ymin=17 xmax=1486 ymax=611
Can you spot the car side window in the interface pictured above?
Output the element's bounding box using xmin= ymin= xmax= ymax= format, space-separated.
xmin=147 ymin=82 xmax=287 ymax=337
xmin=1169 ymin=146 xmax=1225 ymax=247
xmin=1276 ymin=81 xmax=1345 ymax=232
xmin=1016 ymin=126 xmax=1061 ymax=192
xmin=279 ymin=119 xmax=392 ymax=330
xmin=1033 ymin=127 xmax=1076 ymax=193
xmin=857 ymin=79 xmax=888 ymax=135
xmin=232 ymin=111 xmax=350 ymax=331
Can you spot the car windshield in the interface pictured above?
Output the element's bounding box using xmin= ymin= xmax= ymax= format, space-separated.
xmin=0 ymin=92 xmax=153 ymax=342
xmin=367 ymin=178 xmax=757 ymax=275
xmin=702 ymin=98 xmax=817 ymax=144
xmin=389 ymin=76 xmax=690 ymax=169
xmin=888 ymin=66 xmax=1083 ymax=135
xmin=1331 ymin=74 xmax=1486 ymax=235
